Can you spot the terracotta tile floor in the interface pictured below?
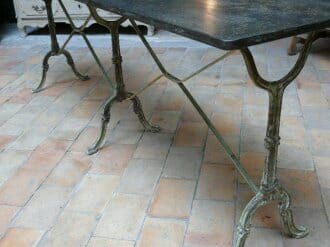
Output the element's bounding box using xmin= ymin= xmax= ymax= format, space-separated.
xmin=0 ymin=26 xmax=329 ymax=246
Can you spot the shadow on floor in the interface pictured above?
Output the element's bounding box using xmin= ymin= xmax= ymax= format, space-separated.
xmin=29 ymin=22 xmax=148 ymax=36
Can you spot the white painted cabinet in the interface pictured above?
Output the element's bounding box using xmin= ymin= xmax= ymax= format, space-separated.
xmin=13 ymin=0 xmax=155 ymax=35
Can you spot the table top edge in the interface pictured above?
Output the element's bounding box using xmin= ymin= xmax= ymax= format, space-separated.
xmin=77 ymin=0 xmax=330 ymax=50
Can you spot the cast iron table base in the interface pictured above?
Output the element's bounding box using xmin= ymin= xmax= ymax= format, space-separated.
xmin=37 ymin=0 xmax=330 ymax=246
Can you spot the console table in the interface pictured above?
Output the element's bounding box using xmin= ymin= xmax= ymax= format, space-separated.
xmin=33 ymin=0 xmax=330 ymax=246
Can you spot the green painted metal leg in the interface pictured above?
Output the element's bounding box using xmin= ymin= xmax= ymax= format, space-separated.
xmin=235 ymin=192 xmax=267 ymax=246
xmin=87 ymin=94 xmax=117 ymax=155
xmin=278 ymin=187 xmax=309 ymax=238
xmin=233 ymin=32 xmax=324 ymax=246
xmin=33 ymin=50 xmax=89 ymax=93
xmin=32 ymin=51 xmax=52 ymax=93
xmin=235 ymin=185 xmax=308 ymax=246
xmin=32 ymin=50 xmax=90 ymax=93
xmin=129 ymin=93 xmax=161 ymax=133
xmin=34 ymin=0 xmax=89 ymax=93
xmin=62 ymin=49 xmax=90 ymax=81
xmin=84 ymin=7 xmax=160 ymax=155
xmin=86 ymin=91 xmax=160 ymax=155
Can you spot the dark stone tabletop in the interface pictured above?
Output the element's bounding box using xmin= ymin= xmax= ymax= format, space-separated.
xmin=77 ymin=0 xmax=330 ymax=50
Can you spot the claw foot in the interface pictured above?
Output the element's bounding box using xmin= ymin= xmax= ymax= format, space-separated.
xmin=129 ymin=94 xmax=161 ymax=133
xmin=280 ymin=207 xmax=309 ymax=238
xmin=86 ymin=146 xmax=100 ymax=156
xmin=145 ymin=124 xmax=161 ymax=133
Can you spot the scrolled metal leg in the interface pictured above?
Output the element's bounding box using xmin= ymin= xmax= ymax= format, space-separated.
xmin=87 ymin=94 xmax=117 ymax=155
xmin=235 ymin=193 xmax=267 ymax=247
xmin=128 ymin=93 xmax=161 ymax=133
xmin=86 ymin=7 xmax=160 ymax=138
xmin=62 ymin=49 xmax=89 ymax=81
xmin=35 ymin=0 xmax=89 ymax=93
xmin=33 ymin=49 xmax=89 ymax=93
xmin=277 ymin=187 xmax=309 ymax=238
xmin=32 ymin=51 xmax=52 ymax=93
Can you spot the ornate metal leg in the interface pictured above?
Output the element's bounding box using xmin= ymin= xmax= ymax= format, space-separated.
xmin=32 ymin=51 xmax=52 ymax=93
xmin=277 ymin=187 xmax=309 ymax=238
xmin=233 ymin=31 xmax=326 ymax=246
xmin=33 ymin=0 xmax=89 ymax=93
xmin=62 ymin=49 xmax=90 ymax=81
xmin=235 ymin=193 xmax=267 ymax=246
xmin=108 ymin=18 xmax=159 ymax=133
xmin=85 ymin=6 xmax=160 ymax=155
xmin=129 ymin=93 xmax=161 ymax=133
xmin=87 ymin=94 xmax=117 ymax=155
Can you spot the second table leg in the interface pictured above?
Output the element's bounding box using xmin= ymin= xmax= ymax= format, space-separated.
xmin=87 ymin=8 xmax=160 ymax=155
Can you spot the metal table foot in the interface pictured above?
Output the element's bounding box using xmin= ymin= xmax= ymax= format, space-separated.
xmin=129 ymin=93 xmax=161 ymax=133
xmin=235 ymin=183 xmax=308 ymax=246
xmin=87 ymin=94 xmax=117 ymax=155
xmin=278 ymin=187 xmax=309 ymax=239
xmin=33 ymin=0 xmax=89 ymax=93
xmin=87 ymin=92 xmax=160 ymax=156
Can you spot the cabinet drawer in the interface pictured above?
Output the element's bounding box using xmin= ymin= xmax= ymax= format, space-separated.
xmin=59 ymin=1 xmax=118 ymax=18
xmin=16 ymin=0 xmax=119 ymax=19
xmin=60 ymin=0 xmax=89 ymax=15
xmin=17 ymin=0 xmax=60 ymax=17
